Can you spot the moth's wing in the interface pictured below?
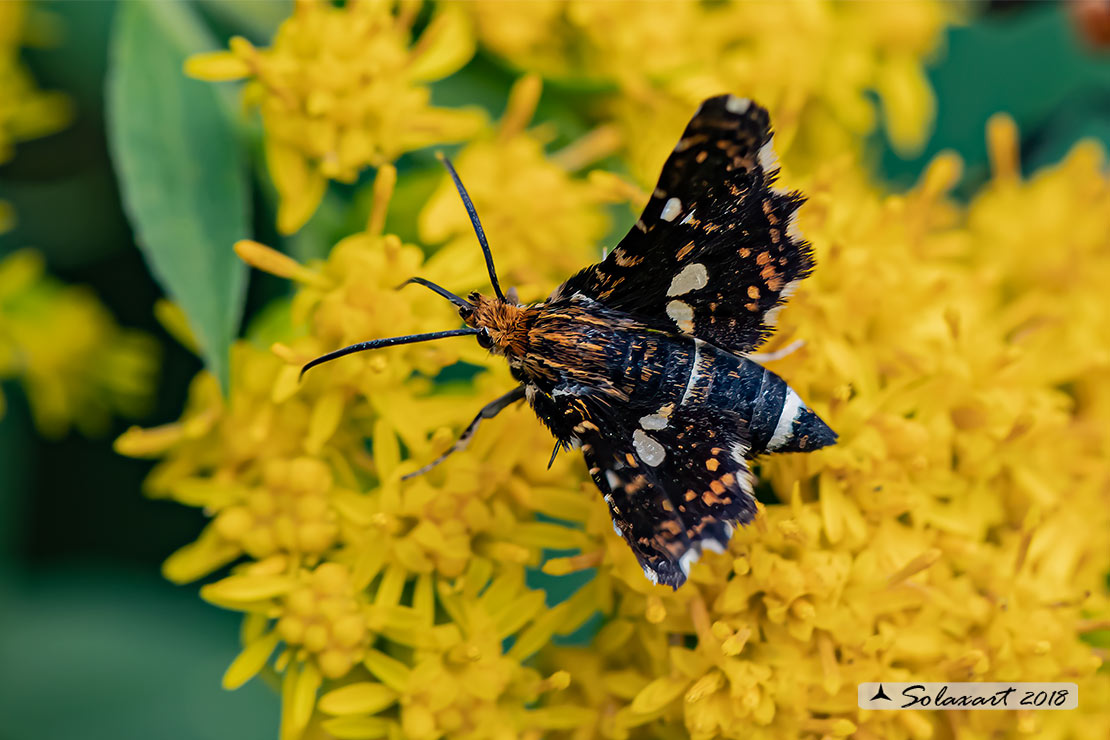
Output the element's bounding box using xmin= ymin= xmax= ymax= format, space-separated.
xmin=552 ymin=95 xmax=812 ymax=354
xmin=577 ymin=400 xmax=757 ymax=589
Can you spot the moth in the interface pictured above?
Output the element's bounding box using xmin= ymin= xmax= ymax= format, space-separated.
xmin=303 ymin=95 xmax=837 ymax=588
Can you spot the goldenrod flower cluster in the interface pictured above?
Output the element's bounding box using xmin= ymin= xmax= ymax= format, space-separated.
xmin=0 ymin=250 xmax=158 ymax=436
xmin=121 ymin=1 xmax=1110 ymax=738
xmin=1 ymin=0 xmax=70 ymax=231
xmin=0 ymin=2 xmax=155 ymax=437
xmin=468 ymin=1 xmax=949 ymax=179
xmin=186 ymin=0 xmax=486 ymax=234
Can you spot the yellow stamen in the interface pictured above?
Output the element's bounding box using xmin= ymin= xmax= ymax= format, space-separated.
xmin=499 ymin=74 xmax=542 ymax=140
xmin=887 ymin=548 xmax=942 ymax=586
xmin=987 ymin=112 xmax=1020 ymax=181
xmin=234 ymin=240 xmax=328 ymax=286
xmin=366 ymin=164 xmax=397 ymax=236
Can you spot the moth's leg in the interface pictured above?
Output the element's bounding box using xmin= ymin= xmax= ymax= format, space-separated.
xmin=547 ymin=438 xmax=565 ymax=469
xmin=402 ymin=385 xmax=527 ymax=480
xmin=747 ymin=339 xmax=804 ymax=364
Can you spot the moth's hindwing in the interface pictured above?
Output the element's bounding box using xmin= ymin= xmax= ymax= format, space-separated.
xmin=552 ymin=94 xmax=814 ymax=354
xmin=569 ymin=398 xmax=757 ymax=589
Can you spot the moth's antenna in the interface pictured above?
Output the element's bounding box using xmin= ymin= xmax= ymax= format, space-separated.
xmin=300 ymin=328 xmax=479 ymax=379
xmin=397 ymin=277 xmax=472 ymax=312
xmin=437 ymin=153 xmax=507 ymax=303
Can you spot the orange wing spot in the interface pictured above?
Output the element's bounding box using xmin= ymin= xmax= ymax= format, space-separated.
xmin=628 ymin=474 xmax=648 ymax=493
xmin=696 ymin=150 xmax=708 ymax=163
xmin=769 ymin=228 xmax=781 ymax=244
xmin=720 ymin=473 xmax=736 ymax=487
xmin=747 ymin=285 xmax=760 ymax=299
xmin=709 ymin=479 xmax=726 ymax=495
xmin=739 ymin=247 xmax=751 ymax=258
xmin=702 ymin=489 xmax=726 ymax=506
xmin=760 ymin=264 xmax=779 ymax=281
xmin=706 ymin=458 xmax=720 ymax=472
xmin=766 ymin=276 xmax=784 ymax=292
xmin=614 ymin=249 xmax=644 ymax=268
xmin=676 ymin=240 xmax=697 ymax=260
xmin=710 ymin=447 xmax=722 ymax=455
xmin=685 ymin=490 xmax=697 ymax=502
xmin=745 ymin=302 xmax=758 ymax=312
xmin=756 ymin=251 xmax=772 ymax=265
xmin=625 ymin=453 xmax=637 ymax=467
xmin=762 ymin=199 xmax=779 ymax=224
xmin=704 ymin=223 xmax=720 ymax=233
xmin=661 ymin=497 xmax=674 ymax=512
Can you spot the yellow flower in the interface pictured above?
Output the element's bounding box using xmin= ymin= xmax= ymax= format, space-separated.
xmin=186 ymin=0 xmax=486 ymax=234
xmin=470 ymin=0 xmax=949 ymax=183
xmin=118 ymin=153 xmax=602 ymax=736
xmin=0 ymin=249 xmax=158 ymax=436
xmin=0 ymin=1 xmax=71 ymax=164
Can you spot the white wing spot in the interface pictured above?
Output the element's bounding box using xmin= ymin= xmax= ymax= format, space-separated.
xmin=661 ymin=197 xmax=682 ymax=222
xmin=639 ymin=414 xmax=669 ymax=430
xmin=763 ymin=279 xmax=800 ymax=328
xmin=701 ymin=538 xmax=727 ymax=555
xmin=680 ymin=339 xmax=704 ymax=406
xmin=786 ymin=210 xmax=801 ymax=240
xmin=680 ymin=209 xmax=696 ymax=225
xmin=666 ymin=300 xmax=695 ymax=333
xmin=642 ymin=564 xmax=660 ymax=584
xmin=666 ymin=262 xmax=709 ymax=297
xmin=731 ymin=441 xmax=750 ymax=464
xmin=767 ymin=387 xmax=805 ymax=451
xmin=726 ymin=95 xmax=751 ymax=114
xmin=679 ymin=548 xmax=701 ymax=577
xmin=758 ymin=136 xmax=779 ymax=173
xmin=632 ymin=429 xmax=666 ymax=467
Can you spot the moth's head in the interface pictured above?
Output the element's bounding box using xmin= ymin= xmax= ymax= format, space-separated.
xmin=299 ymin=153 xmax=525 ymax=379
xmin=461 ymin=292 xmax=529 ymax=357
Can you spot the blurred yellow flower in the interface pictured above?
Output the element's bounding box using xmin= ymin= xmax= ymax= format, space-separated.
xmin=0 ymin=249 xmax=158 ymax=436
xmin=0 ymin=0 xmax=71 ymax=164
xmin=470 ymin=0 xmax=949 ymax=182
xmin=186 ymin=0 xmax=486 ymax=234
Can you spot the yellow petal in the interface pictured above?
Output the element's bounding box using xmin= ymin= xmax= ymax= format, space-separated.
xmin=162 ymin=526 xmax=240 ymax=584
xmin=631 ymin=675 xmax=691 ymax=714
xmin=115 ymin=422 xmax=185 ymax=458
xmin=318 ymin=682 xmax=399 ymax=716
xmin=184 ymin=50 xmax=250 ymax=81
xmin=321 ymin=716 xmax=394 ymax=740
xmin=223 ymin=631 xmax=281 ymax=689
xmin=200 ymin=573 xmax=297 ymax=606
xmin=406 ymin=5 xmax=475 ymax=83
xmin=363 ymin=649 xmax=411 ymax=693
xmin=153 ymin=299 xmax=200 ymax=354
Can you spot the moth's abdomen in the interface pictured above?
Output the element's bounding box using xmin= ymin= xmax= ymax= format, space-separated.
xmin=681 ymin=342 xmax=836 ymax=456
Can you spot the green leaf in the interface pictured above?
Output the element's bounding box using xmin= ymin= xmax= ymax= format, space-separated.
xmin=106 ymin=0 xmax=250 ymax=393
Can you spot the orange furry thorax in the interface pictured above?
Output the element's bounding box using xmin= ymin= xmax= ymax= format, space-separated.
xmin=467 ymin=293 xmax=533 ymax=357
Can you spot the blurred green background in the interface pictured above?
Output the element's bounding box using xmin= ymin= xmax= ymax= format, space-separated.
xmin=1 ymin=2 xmax=1109 ymax=739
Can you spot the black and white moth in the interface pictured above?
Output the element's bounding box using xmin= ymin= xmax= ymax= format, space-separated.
xmin=303 ymin=95 xmax=837 ymax=589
